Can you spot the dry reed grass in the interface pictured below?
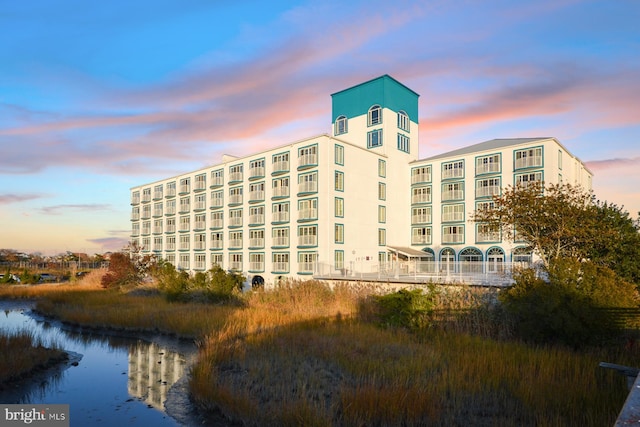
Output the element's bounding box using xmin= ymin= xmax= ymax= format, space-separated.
xmin=0 ymin=330 xmax=65 ymax=385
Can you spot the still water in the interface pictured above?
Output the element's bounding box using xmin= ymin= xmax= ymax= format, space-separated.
xmin=0 ymin=301 xmax=199 ymax=426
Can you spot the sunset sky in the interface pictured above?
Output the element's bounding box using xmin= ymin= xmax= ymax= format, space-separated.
xmin=1 ymin=0 xmax=639 ymax=256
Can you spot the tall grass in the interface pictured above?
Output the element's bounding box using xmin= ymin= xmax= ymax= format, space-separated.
xmin=190 ymin=281 xmax=635 ymax=426
xmin=0 ymin=329 xmax=65 ymax=385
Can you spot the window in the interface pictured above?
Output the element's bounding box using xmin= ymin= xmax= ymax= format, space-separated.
xmin=442 ymin=225 xmax=464 ymax=244
xmin=272 ymin=202 xmax=290 ymax=223
xmin=249 ymin=159 xmax=265 ymax=179
xmin=166 ymin=181 xmax=176 ymax=197
xmin=397 ymin=134 xmax=410 ymax=153
xmin=378 ymin=205 xmax=386 ymax=223
xmin=367 ymin=129 xmax=383 ymax=148
xmin=335 ymin=251 xmax=344 ymax=270
xmin=179 ymin=215 xmax=190 ymax=232
xmin=298 ymin=145 xmax=317 ymax=168
xmin=166 ymin=236 xmax=176 ymax=251
xmin=195 ymin=253 xmax=206 ymax=270
xmin=229 ymin=164 xmax=243 ymax=182
xmin=131 ymin=191 xmax=140 ymax=205
xmin=142 ymin=205 xmax=152 ymax=219
xmin=298 ymin=252 xmax=317 ymax=274
xmin=442 ymin=204 xmax=465 ymax=222
xmin=378 ymin=182 xmax=386 ymax=200
xmin=271 ymin=177 xmax=290 ymax=199
xmin=476 ymin=178 xmax=501 ymax=198
xmin=179 ymin=254 xmax=190 ymax=270
xmin=475 ymin=200 xmax=495 ymax=212
xmin=411 ymin=166 xmax=431 ymax=184
xmin=412 ymin=207 xmax=431 ymax=224
xmin=153 ymin=202 xmax=163 ymax=217
xmin=211 ymin=190 xmax=223 ymax=208
xmin=368 ymin=105 xmax=382 ymax=126
xmin=335 ymin=144 xmax=344 ymax=165
xmin=476 ymin=224 xmax=500 ymax=243
xmin=153 ymin=185 xmax=163 ymax=200
xmin=211 ymin=253 xmax=223 ymax=267
xmin=211 ymin=232 xmax=223 ymax=249
xmin=165 ymin=199 xmax=176 ymax=216
xmin=153 ymin=236 xmax=163 ymax=251
xmin=166 ymin=217 xmax=176 ymax=233
xmin=378 ymin=228 xmax=386 ymax=245
xmin=194 ymin=233 xmax=206 ymax=250
xmin=412 ymin=227 xmax=432 ymax=245
xmin=558 ymin=150 xmax=563 ymax=170
xmin=249 ymin=181 xmax=265 ymax=202
xmin=442 ymin=160 xmax=464 ymax=179
xmin=513 ymin=247 xmax=532 ymax=264
xmin=515 ymin=147 xmax=543 ymax=169
xmin=298 ymin=225 xmax=318 ymax=247
xmin=298 ymin=172 xmax=318 ymax=194
xmin=229 ymin=231 xmax=243 ymax=249
xmin=153 ymin=219 xmax=163 ymax=234
xmin=476 ymin=154 xmax=500 ymax=175
xmin=515 ymin=171 xmax=543 ymax=187
xmin=397 ymin=110 xmax=410 ymax=131
xmin=131 ymin=206 xmax=140 ymax=221
xmin=142 ymin=187 xmax=151 ymax=202
xmin=179 ymin=234 xmax=190 ymax=250
xmin=272 ymin=227 xmax=289 ymax=247
xmin=229 ymin=208 xmax=243 ymax=227
xmin=229 ymin=186 xmax=243 ymax=205
xmin=335 ymin=171 xmax=344 ymax=191
xmin=249 ymin=205 xmax=264 ymax=225
xmin=195 ymin=174 xmax=206 ymax=191
xmin=194 ymin=213 xmax=206 ymax=230
xmin=132 ymin=222 xmax=140 ymax=236
xmin=378 ymin=159 xmax=386 ymax=177
xmin=460 ymin=248 xmax=483 ymax=273
xmin=229 ymin=253 xmax=242 ymax=271
xmin=211 ymin=169 xmax=224 ymax=187
xmin=249 ymin=253 xmax=264 ymax=272
xmin=210 ymin=211 xmax=223 ymax=229
xmin=412 ymin=186 xmax=431 ymax=204
xmin=194 ymin=194 xmax=206 ymax=210
xmin=298 ymin=198 xmax=318 ymax=221
xmin=272 ymin=152 xmax=289 ymax=174
xmin=179 ymin=196 xmax=190 ymax=213
xmin=334 ymin=116 xmax=348 ymax=135
xmin=179 ymin=178 xmax=190 ymax=194
xmin=442 ymin=182 xmax=464 ymax=201
xmin=335 ymin=197 xmax=344 ymax=217
xmin=273 ymin=253 xmax=290 ymax=273
xmin=142 ymin=221 xmax=151 ymax=235
xmin=335 ymin=224 xmax=344 ymax=243
xmin=249 ymin=229 xmax=265 ymax=249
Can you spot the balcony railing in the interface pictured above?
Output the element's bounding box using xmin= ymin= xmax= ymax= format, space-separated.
xmin=411 ymin=173 xmax=431 ymax=184
xmin=298 ymin=235 xmax=317 ymax=246
xmin=272 ymin=262 xmax=289 ymax=272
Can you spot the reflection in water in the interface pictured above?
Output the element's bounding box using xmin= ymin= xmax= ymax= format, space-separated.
xmin=0 ymin=303 xmax=196 ymax=426
xmin=128 ymin=342 xmax=186 ymax=410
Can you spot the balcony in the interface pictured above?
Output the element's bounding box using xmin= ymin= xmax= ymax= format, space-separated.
xmin=272 ymin=160 xmax=289 ymax=174
xmin=298 ymin=209 xmax=317 ymax=221
xmin=298 ymin=154 xmax=317 ymax=169
xmin=411 ymin=173 xmax=431 ymax=185
xmin=272 ymin=186 xmax=289 ymax=198
xmin=272 ymin=262 xmax=289 ymax=273
xmin=249 ymin=238 xmax=264 ymax=248
xmin=411 ymin=214 xmax=431 ymax=224
xmin=298 ymin=182 xmax=317 ymax=195
xmin=442 ymin=190 xmax=464 ymax=201
xmin=411 ymin=194 xmax=431 ymax=204
xmin=249 ymin=214 xmax=264 ymax=225
xmin=515 ymin=156 xmax=542 ymax=169
xmin=249 ymin=167 xmax=265 ymax=179
xmin=411 ymin=235 xmax=431 ymax=245
xmin=272 ymin=212 xmax=289 ymax=223
xmin=249 ymin=190 xmax=264 ymax=202
xmin=298 ymin=235 xmax=317 ymax=247
xmin=476 ymin=186 xmax=500 ymax=198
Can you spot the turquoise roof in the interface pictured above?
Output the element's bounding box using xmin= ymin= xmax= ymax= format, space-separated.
xmin=331 ymin=75 xmax=419 ymax=123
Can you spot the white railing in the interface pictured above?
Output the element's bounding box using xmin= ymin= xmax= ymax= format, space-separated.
xmin=272 ymin=186 xmax=289 ymax=198
xmin=476 ymin=186 xmax=500 ymax=198
xmin=411 ymin=173 xmax=431 ymax=184
xmin=476 ymin=163 xmax=500 ymax=175
xmin=273 ymin=160 xmax=289 ymax=173
xmin=229 ymin=172 xmax=243 ymax=182
xmin=229 ymin=239 xmax=243 ymax=249
xmin=229 ymin=194 xmax=243 ymax=205
xmin=442 ymin=190 xmax=463 ymax=201
xmin=272 ymin=262 xmax=289 ymax=272
xmin=249 ymin=262 xmax=264 ymax=271
xmin=298 ymin=208 xmax=317 ymax=221
xmin=272 ymin=212 xmax=289 ymax=222
xmin=249 ymin=191 xmax=264 ymax=201
xmin=249 ymin=214 xmax=264 ymax=225
xmin=298 ymin=235 xmax=317 ymax=246
xmin=298 ymin=154 xmax=317 ymax=168
xmin=249 ymin=167 xmax=265 ymax=178
xmin=298 ymin=182 xmax=317 ymax=194
xmin=515 ymin=156 xmax=542 ymax=169
xmin=272 ymin=236 xmax=288 ymax=247
xmin=412 ymin=215 xmax=431 ymax=224
xmin=249 ymin=238 xmax=264 ymax=248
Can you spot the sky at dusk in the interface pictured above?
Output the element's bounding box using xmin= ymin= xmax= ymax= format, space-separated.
xmin=1 ymin=0 xmax=639 ymax=256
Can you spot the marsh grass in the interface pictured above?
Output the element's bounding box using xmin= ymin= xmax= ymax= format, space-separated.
xmin=0 ymin=329 xmax=65 ymax=385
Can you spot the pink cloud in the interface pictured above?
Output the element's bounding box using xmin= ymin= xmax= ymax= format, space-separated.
xmin=0 ymin=193 xmax=46 ymax=204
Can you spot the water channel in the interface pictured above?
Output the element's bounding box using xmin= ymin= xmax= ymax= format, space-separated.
xmin=0 ymin=300 xmax=206 ymax=426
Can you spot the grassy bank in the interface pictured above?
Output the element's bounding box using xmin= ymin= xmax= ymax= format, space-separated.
xmin=0 ymin=330 xmax=66 ymax=386
xmin=2 ymin=276 xmax=636 ymax=425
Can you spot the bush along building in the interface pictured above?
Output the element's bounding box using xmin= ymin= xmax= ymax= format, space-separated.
xmin=130 ymin=75 xmax=593 ymax=286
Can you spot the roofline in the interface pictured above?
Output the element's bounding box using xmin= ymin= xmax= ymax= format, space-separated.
xmin=330 ymin=74 xmax=420 ymax=98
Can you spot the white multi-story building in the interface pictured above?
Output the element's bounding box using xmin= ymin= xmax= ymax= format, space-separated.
xmin=130 ymin=75 xmax=592 ymax=285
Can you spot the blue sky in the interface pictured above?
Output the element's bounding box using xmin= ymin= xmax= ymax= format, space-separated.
xmin=1 ymin=0 xmax=639 ymax=255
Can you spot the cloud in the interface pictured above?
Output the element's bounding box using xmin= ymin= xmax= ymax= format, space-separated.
xmin=39 ymin=203 xmax=112 ymax=215
xmin=85 ymin=237 xmax=129 ymax=252
xmin=585 ymin=157 xmax=640 ymax=171
xmin=0 ymin=193 xmax=45 ymax=204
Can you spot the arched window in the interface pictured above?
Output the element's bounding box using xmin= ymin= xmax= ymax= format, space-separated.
xmin=513 ymin=246 xmax=532 ymax=265
xmin=460 ymin=247 xmax=483 ymax=274
xmin=368 ymin=105 xmax=382 ymax=126
xmin=487 ymin=247 xmax=505 ymax=272
xmin=440 ymin=248 xmax=455 ymax=274
xmin=397 ymin=110 xmax=409 ymax=131
xmin=419 ymin=248 xmax=435 ymax=273
xmin=334 ymin=115 xmax=347 ymax=135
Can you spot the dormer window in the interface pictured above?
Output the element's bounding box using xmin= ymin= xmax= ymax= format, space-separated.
xmin=334 ymin=115 xmax=348 ymax=135
xmin=368 ymin=105 xmax=382 ymax=126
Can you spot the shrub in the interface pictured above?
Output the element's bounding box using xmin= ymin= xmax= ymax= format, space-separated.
xmin=154 ymin=261 xmax=191 ymax=301
xmin=100 ymin=252 xmax=140 ymax=289
xmin=370 ymin=287 xmax=437 ymax=330
xmin=499 ymin=258 xmax=639 ymax=346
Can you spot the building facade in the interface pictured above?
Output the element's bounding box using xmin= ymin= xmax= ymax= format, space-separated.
xmin=130 ymin=75 xmax=592 ymax=285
